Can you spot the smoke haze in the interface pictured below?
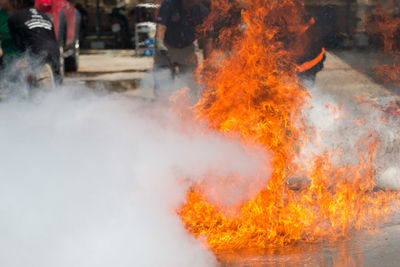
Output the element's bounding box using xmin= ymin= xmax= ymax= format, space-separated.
xmin=0 ymin=84 xmax=268 ymax=267
xmin=300 ymin=83 xmax=400 ymax=189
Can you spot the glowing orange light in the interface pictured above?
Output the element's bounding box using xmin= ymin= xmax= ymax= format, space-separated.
xmin=177 ymin=0 xmax=399 ymax=253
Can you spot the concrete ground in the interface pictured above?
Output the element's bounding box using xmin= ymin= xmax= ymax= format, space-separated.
xmin=65 ymin=49 xmax=397 ymax=100
xmin=65 ymin=49 xmax=400 ymax=266
xmin=315 ymin=50 xmax=392 ymax=99
xmin=65 ymin=49 xmax=153 ymax=94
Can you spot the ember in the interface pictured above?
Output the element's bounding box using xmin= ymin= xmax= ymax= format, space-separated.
xmin=176 ymin=0 xmax=399 ymax=253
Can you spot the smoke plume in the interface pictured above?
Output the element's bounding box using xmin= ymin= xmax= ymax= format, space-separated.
xmin=0 ymin=81 xmax=268 ymax=267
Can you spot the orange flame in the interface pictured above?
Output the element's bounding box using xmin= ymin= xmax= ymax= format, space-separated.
xmin=177 ymin=0 xmax=399 ymax=252
xmin=366 ymin=6 xmax=400 ymax=53
xmin=366 ymin=5 xmax=400 ymax=87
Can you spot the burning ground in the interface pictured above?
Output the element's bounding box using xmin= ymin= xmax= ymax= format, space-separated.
xmin=1 ymin=60 xmax=400 ymax=266
xmin=1 ymin=0 xmax=400 ymax=266
xmin=177 ymin=0 xmax=400 ymax=256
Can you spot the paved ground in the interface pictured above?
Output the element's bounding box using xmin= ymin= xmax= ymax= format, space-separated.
xmin=65 ymin=49 xmax=400 ymax=266
xmin=316 ymin=50 xmax=392 ymax=99
xmin=65 ymin=50 xmax=153 ymax=93
xmin=66 ymin=49 xmax=396 ymax=100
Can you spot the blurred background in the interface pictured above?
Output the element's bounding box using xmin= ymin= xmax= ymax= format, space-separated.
xmin=74 ymin=0 xmax=400 ymax=51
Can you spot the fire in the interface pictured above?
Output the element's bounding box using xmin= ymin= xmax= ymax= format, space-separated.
xmin=365 ymin=5 xmax=400 ymax=87
xmin=177 ymin=0 xmax=399 ymax=252
xmin=366 ymin=5 xmax=400 ymax=53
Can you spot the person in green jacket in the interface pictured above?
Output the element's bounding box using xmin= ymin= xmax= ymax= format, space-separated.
xmin=0 ymin=0 xmax=21 ymax=65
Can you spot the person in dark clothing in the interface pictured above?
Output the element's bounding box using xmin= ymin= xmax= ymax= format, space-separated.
xmin=203 ymin=0 xmax=325 ymax=84
xmin=154 ymin=0 xmax=211 ymax=73
xmin=110 ymin=5 xmax=131 ymax=48
xmin=153 ymin=0 xmax=212 ymax=99
xmin=8 ymin=0 xmax=59 ymax=88
xmin=274 ymin=2 xmax=325 ymax=83
xmin=290 ymin=16 xmax=326 ymax=83
xmin=0 ymin=0 xmax=22 ymax=67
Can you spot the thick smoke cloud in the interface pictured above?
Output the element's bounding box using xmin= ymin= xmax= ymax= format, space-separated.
xmin=0 ymin=83 xmax=268 ymax=267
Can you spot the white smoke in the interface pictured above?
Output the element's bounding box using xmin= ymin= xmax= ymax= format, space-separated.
xmin=299 ymin=83 xmax=400 ymax=189
xmin=0 ymin=82 xmax=268 ymax=267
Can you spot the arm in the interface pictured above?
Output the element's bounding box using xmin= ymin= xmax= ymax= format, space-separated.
xmin=156 ymin=24 xmax=166 ymax=40
xmin=155 ymin=0 xmax=170 ymax=40
xmin=155 ymin=24 xmax=168 ymax=54
xmin=155 ymin=1 xmax=170 ymax=53
xmin=201 ymin=37 xmax=212 ymax=59
xmin=197 ymin=4 xmax=212 ymax=59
